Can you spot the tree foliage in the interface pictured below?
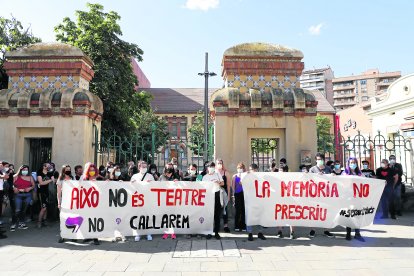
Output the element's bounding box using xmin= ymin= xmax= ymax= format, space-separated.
xmin=0 ymin=15 xmax=41 ymax=89
xmin=316 ymin=115 xmax=334 ymax=154
xmin=54 ymin=3 xmax=153 ymax=137
xmin=188 ymin=110 xmax=213 ymax=157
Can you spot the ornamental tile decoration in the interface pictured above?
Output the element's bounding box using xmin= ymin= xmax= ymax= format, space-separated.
xmin=8 ymin=74 xmax=81 ymax=91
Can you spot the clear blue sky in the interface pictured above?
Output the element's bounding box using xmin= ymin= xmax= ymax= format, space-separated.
xmin=2 ymin=0 xmax=413 ymax=88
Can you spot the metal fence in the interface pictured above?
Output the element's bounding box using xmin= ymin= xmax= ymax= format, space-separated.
xmin=320 ymin=130 xmax=413 ymax=186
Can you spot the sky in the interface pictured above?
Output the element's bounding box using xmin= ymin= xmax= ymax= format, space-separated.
xmin=1 ymin=0 xmax=414 ymax=88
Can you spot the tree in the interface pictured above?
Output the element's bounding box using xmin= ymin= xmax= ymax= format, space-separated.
xmin=188 ymin=110 xmax=213 ymax=157
xmin=54 ymin=3 xmax=152 ymax=137
xmin=0 ymin=15 xmax=41 ymax=89
xmin=316 ymin=115 xmax=334 ymax=154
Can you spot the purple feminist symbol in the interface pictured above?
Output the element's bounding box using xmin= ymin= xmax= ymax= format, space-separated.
xmin=199 ymin=217 xmax=204 ymax=224
xmin=116 ymin=218 xmax=121 ymax=225
xmin=65 ymin=216 xmax=84 ymax=233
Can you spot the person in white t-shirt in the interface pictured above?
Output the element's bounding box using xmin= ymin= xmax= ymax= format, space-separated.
xmin=131 ymin=161 xmax=154 ymax=242
xmin=202 ymin=161 xmax=224 ymax=240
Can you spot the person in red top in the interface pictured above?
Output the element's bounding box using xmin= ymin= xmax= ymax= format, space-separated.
xmin=13 ymin=165 xmax=35 ymax=230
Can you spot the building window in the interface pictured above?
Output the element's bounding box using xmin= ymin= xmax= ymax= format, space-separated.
xmin=360 ymin=80 xmax=367 ymax=85
xmin=180 ymin=120 xmax=187 ymax=139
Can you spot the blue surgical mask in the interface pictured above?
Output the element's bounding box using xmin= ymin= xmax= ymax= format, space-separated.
xmin=334 ymin=164 xmax=340 ymax=170
xmin=349 ymin=164 xmax=357 ymax=170
xmin=363 ymin=164 xmax=368 ymax=170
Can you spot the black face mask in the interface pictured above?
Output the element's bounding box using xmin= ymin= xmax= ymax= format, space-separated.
xmin=64 ymin=171 xmax=72 ymax=176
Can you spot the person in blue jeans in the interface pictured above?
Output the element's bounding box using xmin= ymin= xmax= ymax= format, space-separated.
xmin=13 ymin=165 xmax=35 ymax=230
xmin=244 ymin=164 xmax=266 ymax=241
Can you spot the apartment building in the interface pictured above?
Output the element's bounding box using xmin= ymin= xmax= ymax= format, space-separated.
xmin=300 ymin=67 xmax=334 ymax=106
xmin=333 ymin=69 xmax=401 ymax=110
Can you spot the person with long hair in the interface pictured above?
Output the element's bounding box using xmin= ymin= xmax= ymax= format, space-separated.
xmin=13 ymin=165 xmax=35 ymax=230
xmin=57 ymin=165 xmax=73 ymax=243
xmin=148 ymin=164 xmax=160 ymax=181
xmin=81 ymin=163 xmax=101 ymax=245
xmin=342 ymin=157 xmax=365 ymax=242
xmin=109 ymin=165 xmax=125 ymax=181
xmin=216 ymin=158 xmax=231 ymax=233
xmin=36 ymin=163 xmax=54 ymax=228
xmin=232 ymin=162 xmax=246 ymax=232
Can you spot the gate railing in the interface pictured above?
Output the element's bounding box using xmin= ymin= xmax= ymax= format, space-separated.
xmin=321 ymin=130 xmax=413 ymax=186
xmin=95 ymin=126 xmax=214 ymax=173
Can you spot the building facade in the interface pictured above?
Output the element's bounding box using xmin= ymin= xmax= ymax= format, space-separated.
xmin=333 ymin=69 xmax=401 ymax=110
xmin=300 ymin=67 xmax=334 ymax=106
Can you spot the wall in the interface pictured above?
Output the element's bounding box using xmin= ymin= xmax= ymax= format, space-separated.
xmin=214 ymin=115 xmax=316 ymax=174
xmin=0 ymin=115 xmax=100 ymax=170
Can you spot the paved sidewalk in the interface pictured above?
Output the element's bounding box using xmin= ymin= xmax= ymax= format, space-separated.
xmin=1 ymin=213 xmax=414 ymax=276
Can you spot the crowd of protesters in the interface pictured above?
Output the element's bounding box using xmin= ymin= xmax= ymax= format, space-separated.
xmin=0 ymin=153 xmax=406 ymax=243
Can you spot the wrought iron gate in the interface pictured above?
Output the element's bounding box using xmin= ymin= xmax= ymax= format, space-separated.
xmin=29 ymin=138 xmax=52 ymax=172
xmin=251 ymin=138 xmax=279 ymax=172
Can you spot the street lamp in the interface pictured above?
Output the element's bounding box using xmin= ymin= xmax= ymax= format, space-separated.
xmin=198 ymin=52 xmax=216 ymax=162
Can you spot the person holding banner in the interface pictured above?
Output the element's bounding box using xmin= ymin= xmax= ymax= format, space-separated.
xmin=245 ymin=164 xmax=266 ymax=241
xmin=183 ymin=164 xmax=198 ymax=181
xmin=109 ymin=165 xmax=126 ymax=181
xmin=57 ymin=164 xmax=73 ymax=243
xmin=216 ymin=158 xmax=231 ymax=233
xmin=131 ymin=161 xmax=154 ymax=241
xmin=332 ymin=160 xmax=343 ymax=176
xmin=202 ymin=161 xmax=224 ymax=240
xmin=232 ymin=162 xmax=246 ymax=232
xmin=342 ymin=157 xmax=365 ymax=242
xmin=308 ymin=153 xmax=334 ymax=238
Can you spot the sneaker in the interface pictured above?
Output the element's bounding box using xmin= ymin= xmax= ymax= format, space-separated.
xmin=37 ymin=222 xmax=42 ymax=229
xmin=58 ymin=237 xmax=65 ymax=243
xmin=235 ymin=228 xmax=240 ymax=232
xmin=93 ymin=239 xmax=100 ymax=245
xmin=18 ymin=223 xmax=28 ymax=230
xmin=206 ymin=234 xmax=212 ymax=240
xmin=324 ymin=231 xmax=334 ymax=238
xmin=248 ymin=233 xmax=254 ymax=241
xmin=171 ymin=234 xmax=176 ymax=240
xmin=309 ymin=229 xmax=316 ymax=238
xmin=290 ymin=231 xmax=296 ymax=240
xmin=10 ymin=224 xmax=16 ymax=232
xmin=224 ymin=226 xmax=230 ymax=233
xmin=258 ymin=232 xmax=266 ymax=240
xmin=354 ymin=234 xmax=365 ymax=242
xmin=147 ymin=235 xmax=153 ymax=241
xmin=214 ymin=232 xmax=221 ymax=240
xmin=134 ymin=235 xmax=141 ymax=242
xmin=277 ymin=230 xmax=283 ymax=238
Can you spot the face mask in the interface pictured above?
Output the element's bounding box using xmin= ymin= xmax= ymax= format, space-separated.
xmin=302 ymin=168 xmax=308 ymax=173
xmin=48 ymin=169 xmax=54 ymax=173
xmin=115 ymin=171 xmax=121 ymax=177
xmin=389 ymin=159 xmax=396 ymax=164
xmin=89 ymin=171 xmax=96 ymax=177
xmin=64 ymin=171 xmax=71 ymax=176
xmin=208 ymin=167 xmax=215 ymax=174
xmin=280 ymin=163 xmax=285 ymax=168
xmin=317 ymin=160 xmax=324 ymax=167
xmin=217 ymin=164 xmax=223 ymax=169
xmin=140 ymin=168 xmax=147 ymax=174
xmin=363 ymin=164 xmax=368 ymax=170
xmin=190 ymin=170 xmax=196 ymax=175
xmin=22 ymin=170 xmax=29 ymax=176
xmin=4 ymin=168 xmax=9 ymax=172
xmin=173 ymin=165 xmax=178 ymax=170
xmin=108 ymin=168 xmax=114 ymax=173
xmin=237 ymin=169 xmax=243 ymax=174
xmin=334 ymin=164 xmax=340 ymax=170
xmin=349 ymin=164 xmax=357 ymax=170
xmin=381 ymin=163 xmax=386 ymax=168
xmin=151 ymin=169 xmax=156 ymax=174
xmin=100 ymin=170 xmax=106 ymax=175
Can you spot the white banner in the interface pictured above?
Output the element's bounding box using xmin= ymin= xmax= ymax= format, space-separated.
xmin=242 ymin=172 xmax=386 ymax=229
xmin=60 ymin=181 xmax=216 ymax=239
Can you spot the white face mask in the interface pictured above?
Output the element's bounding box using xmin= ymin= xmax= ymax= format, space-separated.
xmin=237 ymin=169 xmax=243 ymax=174
xmin=363 ymin=164 xmax=368 ymax=169
xmin=381 ymin=163 xmax=386 ymax=168
xmin=151 ymin=169 xmax=156 ymax=174
xmin=108 ymin=168 xmax=114 ymax=173
xmin=140 ymin=168 xmax=147 ymax=174
xmin=22 ymin=170 xmax=29 ymax=176
xmin=4 ymin=167 xmax=9 ymax=172
xmin=115 ymin=171 xmax=121 ymax=177
xmin=317 ymin=160 xmax=324 ymax=167
xmin=208 ymin=167 xmax=215 ymax=174
xmin=389 ymin=159 xmax=396 ymax=164
xmin=173 ymin=165 xmax=178 ymax=170
xmin=190 ymin=170 xmax=196 ymax=175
